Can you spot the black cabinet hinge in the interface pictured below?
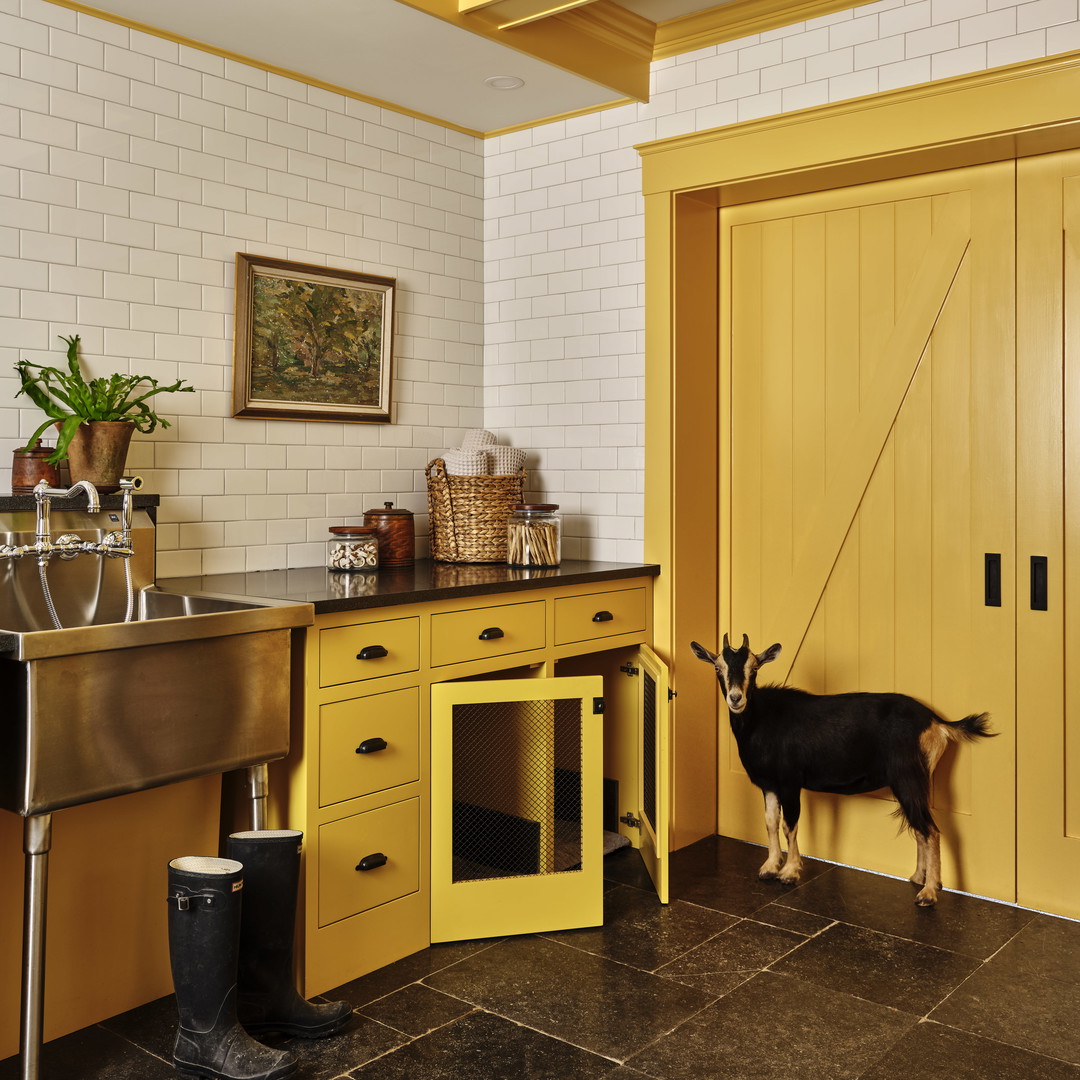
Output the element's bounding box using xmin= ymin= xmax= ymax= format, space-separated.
xmin=619 ymin=663 xmax=639 ymax=676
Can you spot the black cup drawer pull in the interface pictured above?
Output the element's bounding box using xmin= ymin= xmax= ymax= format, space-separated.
xmin=355 ymin=852 xmax=388 ymax=872
xmin=355 ymin=738 xmax=388 ymax=755
xmin=592 ymin=610 xmax=614 ymax=623
xmin=478 ymin=627 xmax=504 ymax=641
xmin=356 ymin=645 xmax=388 ymax=661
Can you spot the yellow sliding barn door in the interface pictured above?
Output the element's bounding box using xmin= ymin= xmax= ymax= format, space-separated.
xmin=719 ymin=163 xmax=1017 ymax=901
xmin=1016 ymin=151 xmax=1080 ymax=918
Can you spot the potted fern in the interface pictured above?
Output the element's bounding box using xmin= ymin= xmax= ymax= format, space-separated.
xmin=15 ymin=334 xmax=194 ymax=491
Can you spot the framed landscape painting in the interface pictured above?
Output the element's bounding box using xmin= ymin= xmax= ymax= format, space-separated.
xmin=232 ymin=254 xmax=396 ymax=423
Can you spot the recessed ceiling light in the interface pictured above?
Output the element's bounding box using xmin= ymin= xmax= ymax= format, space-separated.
xmin=484 ymin=75 xmax=525 ymax=90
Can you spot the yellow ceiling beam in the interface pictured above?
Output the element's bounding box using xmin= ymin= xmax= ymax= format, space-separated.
xmin=398 ymin=0 xmax=654 ymax=100
xmin=459 ymin=0 xmax=600 ymax=30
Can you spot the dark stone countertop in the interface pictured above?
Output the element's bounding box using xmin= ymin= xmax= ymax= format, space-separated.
xmin=158 ymin=559 xmax=661 ymax=616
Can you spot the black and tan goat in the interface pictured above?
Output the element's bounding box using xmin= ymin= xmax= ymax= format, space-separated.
xmin=690 ymin=635 xmax=994 ymax=906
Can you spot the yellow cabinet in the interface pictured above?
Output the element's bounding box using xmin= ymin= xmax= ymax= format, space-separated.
xmin=319 ymin=687 xmax=420 ymax=807
xmin=274 ymin=570 xmax=665 ymax=996
xmin=318 ymin=798 xmax=421 ymax=927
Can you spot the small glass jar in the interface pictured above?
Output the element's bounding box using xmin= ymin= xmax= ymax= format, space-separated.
xmin=326 ymin=525 xmax=379 ymax=572
xmin=507 ymin=503 xmax=560 ymax=568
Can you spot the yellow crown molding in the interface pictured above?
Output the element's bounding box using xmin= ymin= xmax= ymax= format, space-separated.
xmin=41 ymin=0 xmax=487 ymax=138
xmin=653 ymin=0 xmax=863 ymax=60
xmin=459 ymin=0 xmax=598 ymax=30
xmin=399 ymin=0 xmax=654 ymax=100
xmin=637 ymin=48 xmax=1080 ymax=220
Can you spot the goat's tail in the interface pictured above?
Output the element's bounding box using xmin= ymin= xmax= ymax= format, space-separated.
xmin=941 ymin=712 xmax=996 ymax=741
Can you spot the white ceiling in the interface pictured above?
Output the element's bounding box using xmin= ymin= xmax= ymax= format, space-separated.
xmin=62 ymin=0 xmax=726 ymax=134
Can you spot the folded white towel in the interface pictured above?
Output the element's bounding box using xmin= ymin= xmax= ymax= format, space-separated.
xmin=489 ymin=445 xmax=525 ymax=475
xmin=461 ymin=428 xmax=497 ymax=451
xmin=443 ymin=447 xmax=491 ymax=476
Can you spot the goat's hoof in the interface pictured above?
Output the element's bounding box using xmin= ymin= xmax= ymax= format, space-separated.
xmin=758 ymin=868 xmax=780 ymax=881
xmin=914 ymin=890 xmax=938 ymax=907
xmin=778 ymin=871 xmax=802 ymax=886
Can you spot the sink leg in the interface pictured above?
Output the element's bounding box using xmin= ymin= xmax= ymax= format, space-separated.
xmin=20 ymin=814 xmax=52 ymax=1080
xmin=247 ymin=763 xmax=269 ymax=831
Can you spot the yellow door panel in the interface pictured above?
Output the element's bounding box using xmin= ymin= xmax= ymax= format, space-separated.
xmin=720 ymin=163 xmax=1016 ymax=902
xmin=430 ymin=676 xmax=603 ymax=942
xmin=1015 ymin=150 xmax=1080 ymax=918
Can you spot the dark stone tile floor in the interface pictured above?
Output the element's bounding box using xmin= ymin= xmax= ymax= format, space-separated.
xmin=3 ymin=835 xmax=1079 ymax=1080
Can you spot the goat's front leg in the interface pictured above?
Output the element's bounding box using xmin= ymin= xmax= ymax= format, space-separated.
xmin=758 ymin=790 xmax=785 ymax=879
xmin=777 ymin=789 xmax=803 ymax=884
xmin=914 ymin=828 xmax=942 ymax=906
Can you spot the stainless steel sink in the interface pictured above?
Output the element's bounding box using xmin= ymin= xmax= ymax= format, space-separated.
xmin=0 ymin=498 xmax=314 ymax=1080
xmin=0 ymin=587 xmax=312 ymax=817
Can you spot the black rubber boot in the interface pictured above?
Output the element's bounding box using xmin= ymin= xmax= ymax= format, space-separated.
xmin=166 ymin=856 xmax=297 ymax=1080
xmin=226 ymin=830 xmax=353 ymax=1038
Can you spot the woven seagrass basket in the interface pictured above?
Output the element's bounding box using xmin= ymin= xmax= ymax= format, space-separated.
xmin=426 ymin=457 xmax=525 ymax=563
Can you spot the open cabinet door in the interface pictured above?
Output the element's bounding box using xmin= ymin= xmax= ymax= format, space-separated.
xmin=430 ymin=675 xmax=604 ymax=942
xmin=605 ymin=645 xmax=671 ymax=903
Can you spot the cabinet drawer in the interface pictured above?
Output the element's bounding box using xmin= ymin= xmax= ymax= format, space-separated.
xmin=430 ymin=600 xmax=546 ymax=668
xmin=318 ymin=798 xmax=420 ymax=927
xmin=319 ymin=687 xmax=419 ymax=807
xmin=554 ymin=588 xmax=647 ymax=646
xmin=319 ymin=616 xmax=420 ymax=688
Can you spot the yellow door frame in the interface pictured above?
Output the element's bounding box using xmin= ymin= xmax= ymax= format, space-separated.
xmin=639 ymin=49 xmax=1080 ymax=851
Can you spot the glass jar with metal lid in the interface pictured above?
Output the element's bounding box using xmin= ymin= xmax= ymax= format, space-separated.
xmin=507 ymin=503 xmax=560 ymax=567
xmin=326 ymin=525 xmax=379 ymax=572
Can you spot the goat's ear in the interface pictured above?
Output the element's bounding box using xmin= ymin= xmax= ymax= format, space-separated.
xmin=690 ymin=641 xmax=718 ymax=664
xmin=756 ymin=642 xmax=782 ymax=666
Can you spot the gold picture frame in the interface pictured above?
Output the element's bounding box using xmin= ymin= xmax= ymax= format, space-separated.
xmin=232 ymin=253 xmax=396 ymax=423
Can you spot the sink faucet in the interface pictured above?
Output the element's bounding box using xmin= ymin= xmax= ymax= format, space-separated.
xmin=34 ymin=480 xmax=100 ymax=557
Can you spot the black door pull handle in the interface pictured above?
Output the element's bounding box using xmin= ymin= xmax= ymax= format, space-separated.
xmin=1031 ymin=556 xmax=1048 ymax=611
xmin=984 ymin=554 xmax=1001 ymax=607
xmin=355 ymin=738 xmax=388 ymax=754
xmin=356 ymin=645 xmax=388 ymax=660
xmin=355 ymin=852 xmax=388 ymax=872
xmin=592 ymin=610 xmax=614 ymax=622
xmin=478 ymin=627 xmax=504 ymax=640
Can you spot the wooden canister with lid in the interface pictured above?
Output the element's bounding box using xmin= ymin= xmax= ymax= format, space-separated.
xmin=363 ymin=501 xmax=415 ymax=567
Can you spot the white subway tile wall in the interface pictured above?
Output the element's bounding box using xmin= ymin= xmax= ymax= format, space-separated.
xmin=3 ymin=0 xmax=485 ymax=577
xmin=3 ymin=0 xmax=1078 ymax=571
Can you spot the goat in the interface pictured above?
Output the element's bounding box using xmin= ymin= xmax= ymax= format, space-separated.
xmin=690 ymin=635 xmax=995 ymax=906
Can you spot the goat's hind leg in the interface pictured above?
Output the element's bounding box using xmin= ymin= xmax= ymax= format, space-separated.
xmin=758 ymin=790 xmax=785 ymax=879
xmin=914 ymin=828 xmax=942 ymax=907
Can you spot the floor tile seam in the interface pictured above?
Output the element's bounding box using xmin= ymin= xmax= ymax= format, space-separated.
xmin=916 ymin=1015 xmax=1080 ymax=1066
xmin=763 ymin=967 xmax=926 ymax=1024
xmin=618 ymin=988 xmax=740 ymax=1071
xmin=355 ymin=1000 xmax=480 ymax=1041
xmin=93 ymin=1020 xmax=173 ymax=1067
xmin=927 ymin=952 xmax=1080 ymax=1021
xmin=767 ymin=909 xmax=1003 ymax=960
xmin=525 ymin=929 xmax=731 ymax=983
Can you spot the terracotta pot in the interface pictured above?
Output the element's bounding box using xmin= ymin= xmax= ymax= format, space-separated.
xmin=60 ymin=421 xmax=135 ymax=493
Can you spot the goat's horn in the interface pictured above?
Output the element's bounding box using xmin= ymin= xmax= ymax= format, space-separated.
xmin=741 ymin=633 xmax=749 ymax=650
xmin=722 ymin=633 xmax=730 ymax=650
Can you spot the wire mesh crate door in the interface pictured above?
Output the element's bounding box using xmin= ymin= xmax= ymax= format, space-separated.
xmin=451 ymin=697 xmax=584 ymax=883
